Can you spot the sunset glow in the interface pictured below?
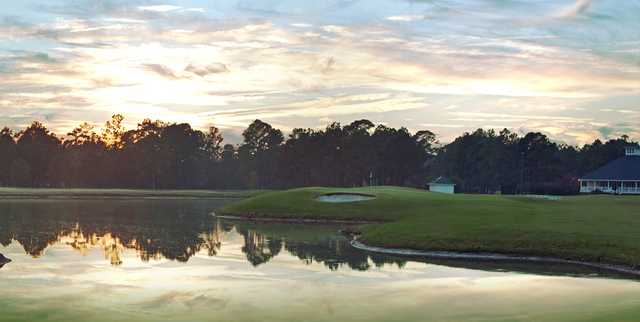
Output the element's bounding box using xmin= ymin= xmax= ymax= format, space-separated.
xmin=1 ymin=0 xmax=638 ymax=144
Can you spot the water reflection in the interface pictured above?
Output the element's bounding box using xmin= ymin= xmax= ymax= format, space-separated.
xmin=0 ymin=199 xmax=405 ymax=270
xmin=0 ymin=199 xmax=637 ymax=279
xmin=0 ymin=200 xmax=225 ymax=266
xmin=0 ymin=252 xmax=10 ymax=268
xmin=1 ymin=199 xmax=640 ymax=322
xmin=235 ymin=222 xmax=406 ymax=270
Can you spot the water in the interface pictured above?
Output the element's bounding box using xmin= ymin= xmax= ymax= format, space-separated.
xmin=0 ymin=199 xmax=639 ymax=322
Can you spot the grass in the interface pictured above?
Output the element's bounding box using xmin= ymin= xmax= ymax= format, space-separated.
xmin=221 ymin=186 xmax=640 ymax=268
xmin=0 ymin=187 xmax=265 ymax=199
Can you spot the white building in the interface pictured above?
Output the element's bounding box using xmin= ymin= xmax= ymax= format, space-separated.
xmin=428 ymin=176 xmax=456 ymax=194
xmin=579 ymin=144 xmax=640 ymax=194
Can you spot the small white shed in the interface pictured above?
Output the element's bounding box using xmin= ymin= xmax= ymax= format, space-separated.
xmin=428 ymin=176 xmax=455 ymax=194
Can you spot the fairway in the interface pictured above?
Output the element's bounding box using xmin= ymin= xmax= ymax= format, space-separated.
xmin=221 ymin=187 xmax=640 ymax=268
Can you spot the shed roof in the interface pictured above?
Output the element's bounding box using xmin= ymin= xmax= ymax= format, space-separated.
xmin=580 ymin=156 xmax=640 ymax=181
xmin=430 ymin=176 xmax=455 ymax=185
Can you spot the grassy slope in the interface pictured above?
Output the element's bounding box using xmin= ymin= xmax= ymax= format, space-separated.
xmin=221 ymin=186 xmax=640 ymax=268
xmin=0 ymin=188 xmax=264 ymax=199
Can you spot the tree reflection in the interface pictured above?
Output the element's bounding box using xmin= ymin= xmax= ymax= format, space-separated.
xmin=238 ymin=229 xmax=283 ymax=266
xmin=0 ymin=200 xmax=406 ymax=270
xmin=233 ymin=222 xmax=406 ymax=270
xmin=0 ymin=252 xmax=10 ymax=268
xmin=0 ymin=199 xmax=229 ymax=266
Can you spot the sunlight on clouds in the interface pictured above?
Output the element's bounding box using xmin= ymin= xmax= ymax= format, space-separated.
xmin=197 ymin=93 xmax=427 ymax=126
xmin=0 ymin=0 xmax=638 ymax=144
xmin=138 ymin=5 xmax=183 ymax=13
xmin=419 ymin=123 xmax=465 ymax=129
xmin=183 ymin=8 xmax=206 ymax=13
xmin=387 ymin=15 xmax=424 ymax=22
xmin=291 ymin=23 xmax=313 ymax=28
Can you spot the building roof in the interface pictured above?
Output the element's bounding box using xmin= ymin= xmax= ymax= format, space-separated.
xmin=430 ymin=176 xmax=455 ymax=185
xmin=580 ymin=156 xmax=640 ymax=181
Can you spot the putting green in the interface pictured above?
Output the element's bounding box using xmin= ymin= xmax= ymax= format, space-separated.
xmin=221 ymin=186 xmax=640 ymax=269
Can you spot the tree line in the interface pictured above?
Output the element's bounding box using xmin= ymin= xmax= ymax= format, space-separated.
xmin=0 ymin=115 xmax=635 ymax=194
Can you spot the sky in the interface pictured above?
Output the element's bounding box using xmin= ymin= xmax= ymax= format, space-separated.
xmin=0 ymin=0 xmax=638 ymax=145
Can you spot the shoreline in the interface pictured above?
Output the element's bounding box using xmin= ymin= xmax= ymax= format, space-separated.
xmin=214 ymin=214 xmax=382 ymax=225
xmin=216 ymin=212 xmax=640 ymax=278
xmin=351 ymin=240 xmax=640 ymax=278
xmin=0 ymin=188 xmax=262 ymax=200
xmin=219 ymin=187 xmax=640 ymax=276
xmin=0 ymin=195 xmax=245 ymax=200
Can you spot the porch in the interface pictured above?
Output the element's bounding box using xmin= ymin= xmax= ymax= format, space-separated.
xmin=579 ymin=180 xmax=640 ymax=194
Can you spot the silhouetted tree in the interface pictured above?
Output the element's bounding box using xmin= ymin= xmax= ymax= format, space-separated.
xmin=0 ymin=117 xmax=636 ymax=193
xmin=15 ymin=122 xmax=60 ymax=187
xmin=240 ymin=120 xmax=284 ymax=188
xmin=9 ymin=158 xmax=31 ymax=187
xmin=0 ymin=128 xmax=17 ymax=186
xmin=102 ymin=114 xmax=126 ymax=149
xmin=204 ymin=126 xmax=224 ymax=160
xmin=54 ymin=123 xmax=107 ymax=187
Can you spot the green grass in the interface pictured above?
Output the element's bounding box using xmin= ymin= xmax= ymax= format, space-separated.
xmin=0 ymin=187 xmax=265 ymax=199
xmin=221 ymin=186 xmax=640 ymax=268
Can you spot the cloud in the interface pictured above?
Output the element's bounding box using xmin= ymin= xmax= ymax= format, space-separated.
xmin=1 ymin=0 xmax=639 ymax=146
xmin=291 ymin=23 xmax=312 ymax=28
xmin=555 ymin=0 xmax=593 ymax=18
xmin=183 ymin=8 xmax=206 ymax=13
xmin=386 ymin=15 xmax=425 ymax=22
xmin=185 ymin=63 xmax=229 ymax=77
xmin=137 ymin=5 xmax=182 ymax=13
xmin=419 ymin=123 xmax=465 ymax=128
xmin=316 ymin=57 xmax=335 ymax=74
xmin=598 ymin=126 xmax=614 ymax=138
xmin=38 ymin=0 xmax=205 ymax=25
xmin=1 ymin=51 xmax=60 ymax=67
xmin=39 ymin=0 xmax=140 ymax=17
xmin=205 ymin=92 xmax=428 ymax=123
xmin=322 ymin=25 xmax=350 ymax=35
xmin=448 ymin=112 xmax=590 ymax=123
xmin=142 ymin=62 xmax=230 ymax=80
xmin=142 ymin=64 xmax=179 ymax=79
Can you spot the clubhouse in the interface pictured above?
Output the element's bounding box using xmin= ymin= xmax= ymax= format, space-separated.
xmin=579 ymin=145 xmax=640 ymax=194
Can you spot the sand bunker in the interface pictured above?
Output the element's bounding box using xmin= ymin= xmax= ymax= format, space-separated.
xmin=316 ymin=193 xmax=376 ymax=203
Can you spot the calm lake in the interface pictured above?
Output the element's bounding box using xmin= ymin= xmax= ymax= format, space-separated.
xmin=0 ymin=199 xmax=639 ymax=322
